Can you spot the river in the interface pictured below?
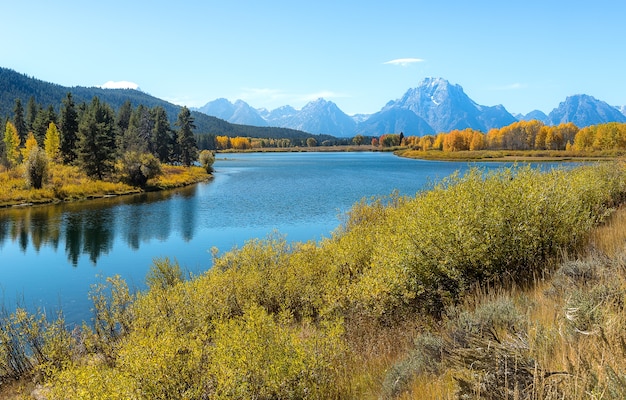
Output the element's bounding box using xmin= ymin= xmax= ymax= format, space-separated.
xmin=0 ymin=152 xmax=572 ymax=324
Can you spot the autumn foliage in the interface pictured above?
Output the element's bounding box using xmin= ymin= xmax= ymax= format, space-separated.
xmin=388 ymin=120 xmax=626 ymax=153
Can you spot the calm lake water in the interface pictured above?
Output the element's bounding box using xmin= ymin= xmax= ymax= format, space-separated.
xmin=0 ymin=152 xmax=573 ymax=324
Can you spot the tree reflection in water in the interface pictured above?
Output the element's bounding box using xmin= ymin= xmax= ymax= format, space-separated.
xmin=0 ymin=185 xmax=198 ymax=266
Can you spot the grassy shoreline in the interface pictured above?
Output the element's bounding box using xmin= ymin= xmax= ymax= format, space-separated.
xmin=395 ymin=148 xmax=624 ymax=161
xmin=0 ymin=164 xmax=211 ymax=208
xmin=219 ymin=145 xmax=623 ymax=161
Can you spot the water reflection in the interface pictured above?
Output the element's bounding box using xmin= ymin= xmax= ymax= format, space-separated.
xmin=0 ymin=185 xmax=199 ymax=266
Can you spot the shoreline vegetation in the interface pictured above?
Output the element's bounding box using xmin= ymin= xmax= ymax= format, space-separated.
xmin=2 ymin=161 xmax=626 ymax=398
xmin=219 ymin=144 xmax=622 ymax=161
xmin=0 ymin=163 xmax=212 ymax=208
xmin=3 ymin=146 xmax=617 ymax=210
xmin=395 ymin=148 xmax=623 ymax=162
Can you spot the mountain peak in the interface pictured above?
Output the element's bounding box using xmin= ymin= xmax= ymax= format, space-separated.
xmin=385 ymin=78 xmax=515 ymax=133
xmin=302 ymin=98 xmax=336 ymax=110
xmin=418 ymin=77 xmax=451 ymax=88
xmin=549 ymin=94 xmax=626 ymax=126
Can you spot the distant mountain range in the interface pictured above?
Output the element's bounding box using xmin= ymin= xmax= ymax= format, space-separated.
xmin=2 ymin=66 xmax=625 ymax=140
xmin=196 ymin=78 xmax=626 ymax=137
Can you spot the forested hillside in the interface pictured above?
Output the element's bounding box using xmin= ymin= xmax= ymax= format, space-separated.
xmin=0 ymin=67 xmax=326 ymax=141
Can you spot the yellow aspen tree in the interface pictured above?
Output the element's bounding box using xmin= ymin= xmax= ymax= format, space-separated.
xmin=469 ymin=131 xmax=486 ymax=150
xmin=486 ymin=128 xmax=503 ymax=149
xmin=545 ymin=127 xmax=557 ymax=150
xmin=21 ymin=132 xmax=39 ymax=161
xmin=216 ymin=135 xmax=230 ymax=150
xmin=535 ymin=126 xmax=549 ymax=150
xmin=433 ymin=133 xmax=445 ymax=150
xmin=44 ymin=122 xmax=61 ymax=162
xmin=419 ymin=135 xmax=434 ymax=151
xmin=3 ymin=121 xmax=21 ymax=168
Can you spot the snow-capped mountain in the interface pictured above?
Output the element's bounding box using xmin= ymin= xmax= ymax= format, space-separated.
xmin=357 ymin=77 xmax=517 ymax=135
xmin=355 ymin=107 xmax=434 ymax=136
xmin=194 ymin=79 xmax=626 ymax=138
xmin=548 ymin=95 xmax=626 ymax=127
xmin=196 ymin=98 xmax=268 ymax=126
xmin=196 ymin=99 xmax=356 ymax=137
xmin=272 ymin=98 xmax=356 ymax=137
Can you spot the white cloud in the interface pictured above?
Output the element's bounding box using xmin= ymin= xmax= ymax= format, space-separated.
xmin=99 ymin=80 xmax=140 ymax=90
xmin=383 ymin=58 xmax=425 ymax=67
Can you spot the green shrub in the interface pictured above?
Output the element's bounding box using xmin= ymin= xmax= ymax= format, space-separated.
xmin=117 ymin=151 xmax=162 ymax=187
xmin=24 ymin=147 xmax=49 ymax=189
xmin=198 ymin=149 xmax=215 ymax=173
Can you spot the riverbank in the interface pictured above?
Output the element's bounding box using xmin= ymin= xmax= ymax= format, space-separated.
xmin=218 ymin=144 xmax=379 ymax=153
xmin=219 ymin=145 xmax=623 ymax=162
xmin=395 ymin=148 xmax=624 ymax=161
xmin=0 ymin=164 xmax=211 ymax=208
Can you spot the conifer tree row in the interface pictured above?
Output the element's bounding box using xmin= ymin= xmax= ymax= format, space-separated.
xmin=1 ymin=95 xmax=199 ymax=181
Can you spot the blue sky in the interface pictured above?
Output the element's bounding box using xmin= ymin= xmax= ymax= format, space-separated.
xmin=1 ymin=1 xmax=624 ymax=115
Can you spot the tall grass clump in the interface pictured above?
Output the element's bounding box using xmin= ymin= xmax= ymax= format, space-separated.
xmin=386 ymin=241 xmax=626 ymax=399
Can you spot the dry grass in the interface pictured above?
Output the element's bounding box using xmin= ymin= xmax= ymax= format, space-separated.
xmin=0 ymin=164 xmax=210 ymax=207
xmin=341 ymin=317 xmax=428 ymax=399
xmin=396 ymin=148 xmax=623 ymax=161
xmin=385 ymin=207 xmax=626 ymax=399
xmin=146 ymin=165 xmax=211 ymax=190
xmin=586 ymin=205 xmax=626 ymax=256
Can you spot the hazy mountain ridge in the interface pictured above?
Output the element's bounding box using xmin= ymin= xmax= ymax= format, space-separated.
xmin=516 ymin=110 xmax=550 ymax=124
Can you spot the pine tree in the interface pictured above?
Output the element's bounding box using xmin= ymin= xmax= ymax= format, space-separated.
xmin=77 ymin=97 xmax=117 ymax=179
xmin=26 ymin=96 xmax=37 ymax=133
xmin=32 ymin=105 xmax=57 ymax=145
xmin=115 ymin=100 xmax=133 ymax=136
xmin=151 ymin=106 xmax=172 ymax=162
xmin=119 ymin=105 xmax=152 ymax=154
xmin=13 ymin=98 xmax=27 ymax=144
xmin=59 ymin=93 xmax=79 ymax=164
xmin=175 ymin=106 xmax=197 ymax=167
